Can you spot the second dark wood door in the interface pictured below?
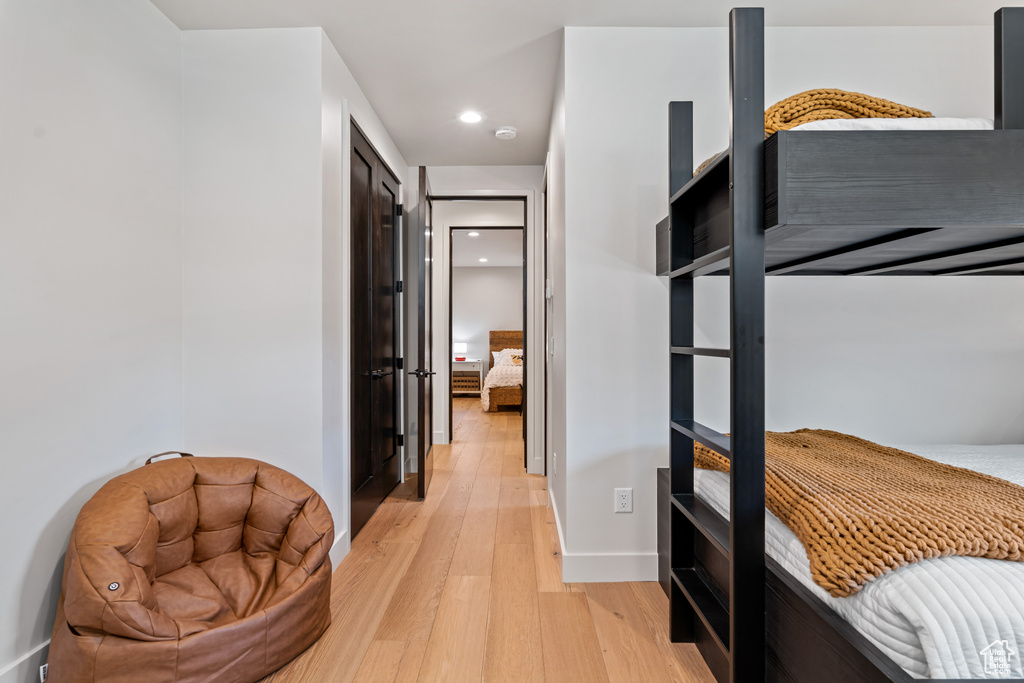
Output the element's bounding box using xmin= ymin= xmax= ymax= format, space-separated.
xmin=351 ymin=123 xmax=401 ymax=538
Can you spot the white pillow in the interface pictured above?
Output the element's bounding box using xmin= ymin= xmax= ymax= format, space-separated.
xmin=492 ymin=351 xmax=501 ymax=365
xmin=497 ymin=348 xmax=523 ymax=366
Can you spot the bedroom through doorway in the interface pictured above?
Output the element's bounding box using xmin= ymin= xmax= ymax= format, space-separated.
xmin=431 ymin=198 xmax=528 ymax=465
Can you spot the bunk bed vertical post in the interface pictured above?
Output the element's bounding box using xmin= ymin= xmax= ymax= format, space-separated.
xmin=727 ymin=8 xmax=766 ymax=683
xmin=667 ymin=101 xmax=696 ymax=643
xmin=995 ymin=8 xmax=1024 ymax=129
xmin=670 ymin=102 xmax=694 ymax=196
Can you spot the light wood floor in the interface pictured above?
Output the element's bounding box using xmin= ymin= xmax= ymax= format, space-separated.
xmin=263 ymin=398 xmax=714 ymax=683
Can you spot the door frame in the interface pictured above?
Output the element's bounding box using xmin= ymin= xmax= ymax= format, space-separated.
xmin=429 ymin=192 xmax=544 ymax=475
xmin=414 ymin=167 xmax=433 ymax=500
xmin=448 ymin=225 xmax=526 ymax=447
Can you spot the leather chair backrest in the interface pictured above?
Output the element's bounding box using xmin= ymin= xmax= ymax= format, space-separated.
xmin=110 ymin=458 xmax=313 ymax=577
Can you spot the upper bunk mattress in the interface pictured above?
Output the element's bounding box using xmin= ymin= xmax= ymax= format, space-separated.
xmin=790 ymin=117 xmax=993 ymax=132
xmin=694 ymin=443 xmax=1024 ymax=679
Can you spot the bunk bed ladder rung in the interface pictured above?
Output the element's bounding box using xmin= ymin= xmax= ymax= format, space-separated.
xmin=665 ymin=8 xmax=765 ymax=683
xmin=671 ymin=420 xmax=732 ymax=460
xmin=672 ymin=493 xmax=731 ymax=556
xmin=669 ymin=246 xmax=730 ymax=278
xmin=671 ymin=568 xmax=731 ymax=654
xmin=671 ymin=346 xmax=731 ymax=358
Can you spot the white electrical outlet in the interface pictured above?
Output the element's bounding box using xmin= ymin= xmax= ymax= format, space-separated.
xmin=615 ymin=487 xmax=633 ymax=513
xmin=39 ymin=663 xmax=48 ymax=682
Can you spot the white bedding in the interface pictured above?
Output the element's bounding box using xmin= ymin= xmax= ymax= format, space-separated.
xmin=791 ymin=117 xmax=994 ymax=132
xmin=694 ymin=444 xmax=1024 ymax=679
xmin=480 ymin=361 xmax=522 ymax=411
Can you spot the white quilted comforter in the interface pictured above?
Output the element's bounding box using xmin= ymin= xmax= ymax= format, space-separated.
xmin=695 ymin=444 xmax=1024 ymax=679
xmin=480 ymin=362 xmax=522 ymax=411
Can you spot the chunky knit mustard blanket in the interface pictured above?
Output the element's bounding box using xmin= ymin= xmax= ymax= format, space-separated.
xmin=694 ymin=89 xmax=932 ymax=176
xmin=763 ymin=88 xmax=931 ymax=137
xmin=695 ymin=429 xmax=1024 ymax=597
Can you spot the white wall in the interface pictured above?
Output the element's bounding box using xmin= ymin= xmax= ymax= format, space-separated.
xmin=556 ymin=24 xmax=1024 ymax=582
xmin=0 ymin=0 xmax=183 ymax=679
xmin=182 ymin=27 xmax=326 ymax=501
xmin=452 ymin=266 xmax=524 ymax=372
xmin=182 ymin=28 xmax=408 ymax=563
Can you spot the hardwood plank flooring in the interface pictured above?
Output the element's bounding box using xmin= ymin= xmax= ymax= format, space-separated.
xmin=418 ymin=574 xmax=492 ymax=683
xmin=585 ymin=582 xmax=673 ymax=683
xmin=483 ymin=544 xmax=544 ymax=682
xmin=537 ymin=592 xmax=610 ymax=683
xmin=263 ymin=398 xmax=713 ymax=683
xmin=353 ymin=641 xmax=427 ymax=683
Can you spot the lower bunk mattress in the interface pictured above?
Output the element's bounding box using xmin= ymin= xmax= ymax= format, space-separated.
xmin=694 ymin=444 xmax=1024 ymax=680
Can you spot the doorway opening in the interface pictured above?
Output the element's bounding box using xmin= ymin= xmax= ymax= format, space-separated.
xmin=450 ymin=226 xmax=525 ymax=417
xmin=431 ymin=198 xmax=528 ymax=464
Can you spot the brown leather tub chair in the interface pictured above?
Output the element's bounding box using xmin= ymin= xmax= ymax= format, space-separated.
xmin=47 ymin=454 xmax=334 ymax=683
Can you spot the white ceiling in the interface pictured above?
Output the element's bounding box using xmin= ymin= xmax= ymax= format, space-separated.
xmin=150 ymin=0 xmax=1008 ymax=167
xmin=452 ymin=229 xmax=524 ymax=268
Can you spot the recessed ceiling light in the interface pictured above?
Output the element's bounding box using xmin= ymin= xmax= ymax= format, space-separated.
xmin=478 ymin=258 xmax=488 ymax=263
xmin=458 ymin=111 xmax=483 ymax=124
xmin=467 ymin=232 xmax=480 ymax=237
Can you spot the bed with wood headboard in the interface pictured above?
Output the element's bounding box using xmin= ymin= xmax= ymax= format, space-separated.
xmin=484 ymin=330 xmax=523 ymax=412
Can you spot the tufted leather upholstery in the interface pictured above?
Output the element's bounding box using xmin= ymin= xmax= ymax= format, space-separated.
xmin=46 ymin=457 xmax=333 ymax=683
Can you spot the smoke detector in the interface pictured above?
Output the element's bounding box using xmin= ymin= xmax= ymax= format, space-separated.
xmin=495 ymin=126 xmax=517 ymax=140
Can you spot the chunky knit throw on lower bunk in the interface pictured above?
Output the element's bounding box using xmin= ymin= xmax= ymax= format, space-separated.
xmin=695 ymin=429 xmax=1024 ymax=598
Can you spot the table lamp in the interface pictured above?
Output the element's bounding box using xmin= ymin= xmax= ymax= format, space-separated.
xmin=453 ymin=342 xmax=467 ymax=361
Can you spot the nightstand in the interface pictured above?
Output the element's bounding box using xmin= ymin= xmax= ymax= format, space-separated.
xmin=452 ymin=359 xmax=483 ymax=395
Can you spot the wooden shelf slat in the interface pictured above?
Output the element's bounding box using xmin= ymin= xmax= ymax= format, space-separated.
xmin=672 ymin=494 xmax=731 ymax=557
xmin=671 ymin=568 xmax=731 ymax=654
xmin=671 ymin=420 xmax=732 ymax=460
xmin=671 ymin=347 xmax=730 ymax=358
xmin=669 ymin=247 xmax=731 ymax=279
xmin=670 ymin=152 xmax=730 ymax=206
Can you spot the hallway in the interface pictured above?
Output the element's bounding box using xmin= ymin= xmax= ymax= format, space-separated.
xmin=263 ymin=398 xmax=714 ymax=683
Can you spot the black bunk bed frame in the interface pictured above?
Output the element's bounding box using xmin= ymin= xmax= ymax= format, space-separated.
xmin=659 ymin=7 xmax=1024 ymax=683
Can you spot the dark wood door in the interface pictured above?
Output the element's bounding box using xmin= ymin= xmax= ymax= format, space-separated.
xmin=414 ymin=167 xmax=434 ymax=499
xmin=351 ymin=123 xmax=401 ymax=538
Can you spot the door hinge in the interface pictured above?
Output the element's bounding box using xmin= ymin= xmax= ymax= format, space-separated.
xmin=397 ymin=357 xmax=404 ymax=370
xmin=397 ymin=434 xmax=405 ymax=446
xmin=397 ymin=204 xmax=403 ymax=217
xmin=396 ymin=280 xmax=403 ymax=293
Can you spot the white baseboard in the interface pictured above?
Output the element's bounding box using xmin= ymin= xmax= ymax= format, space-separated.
xmin=548 ymin=489 xmax=658 ymax=583
xmin=328 ymin=528 xmax=349 ymax=567
xmin=432 ymin=430 xmax=448 ymax=445
xmin=0 ymin=640 xmax=49 ymax=683
xmin=561 ymin=551 xmax=659 ymax=583
xmin=548 ymin=488 xmax=567 ymax=563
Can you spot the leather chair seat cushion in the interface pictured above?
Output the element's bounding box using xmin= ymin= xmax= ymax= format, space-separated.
xmin=153 ymin=548 xmax=279 ymax=636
